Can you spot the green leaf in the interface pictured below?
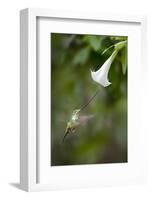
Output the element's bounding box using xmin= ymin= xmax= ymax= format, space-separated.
xmin=83 ymin=36 xmax=103 ymax=51
xmin=121 ymin=47 xmax=127 ymax=75
xmin=73 ymin=47 xmax=90 ymax=65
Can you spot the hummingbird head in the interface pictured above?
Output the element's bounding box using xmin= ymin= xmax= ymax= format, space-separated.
xmin=72 ymin=109 xmax=80 ymax=115
xmin=72 ymin=109 xmax=80 ymax=121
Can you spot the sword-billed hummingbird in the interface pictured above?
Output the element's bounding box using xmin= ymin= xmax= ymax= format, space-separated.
xmin=62 ymin=90 xmax=99 ymax=142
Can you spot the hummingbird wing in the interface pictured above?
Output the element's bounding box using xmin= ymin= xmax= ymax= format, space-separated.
xmin=78 ymin=114 xmax=94 ymax=126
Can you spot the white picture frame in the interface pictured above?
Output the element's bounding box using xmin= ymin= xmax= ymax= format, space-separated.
xmin=20 ymin=8 xmax=147 ymax=191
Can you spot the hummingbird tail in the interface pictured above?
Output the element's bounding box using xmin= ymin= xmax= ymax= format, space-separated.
xmin=62 ymin=131 xmax=69 ymax=143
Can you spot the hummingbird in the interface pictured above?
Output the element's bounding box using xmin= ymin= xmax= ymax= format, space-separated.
xmin=62 ymin=90 xmax=99 ymax=142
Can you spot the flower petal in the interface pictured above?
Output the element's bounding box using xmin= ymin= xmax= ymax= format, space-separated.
xmin=91 ymin=41 xmax=127 ymax=87
xmin=91 ymin=51 xmax=116 ymax=87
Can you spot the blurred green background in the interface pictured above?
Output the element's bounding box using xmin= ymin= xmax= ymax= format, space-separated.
xmin=51 ymin=33 xmax=127 ymax=166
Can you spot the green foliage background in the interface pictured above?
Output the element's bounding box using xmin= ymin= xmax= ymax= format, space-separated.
xmin=51 ymin=33 xmax=127 ymax=166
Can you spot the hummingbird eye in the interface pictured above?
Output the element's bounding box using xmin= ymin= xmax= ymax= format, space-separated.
xmin=73 ymin=109 xmax=80 ymax=114
xmin=73 ymin=109 xmax=77 ymax=114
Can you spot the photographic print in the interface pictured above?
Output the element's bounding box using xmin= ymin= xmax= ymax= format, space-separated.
xmin=51 ymin=33 xmax=127 ymax=166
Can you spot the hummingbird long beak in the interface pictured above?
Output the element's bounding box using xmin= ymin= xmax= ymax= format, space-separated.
xmin=79 ymin=90 xmax=100 ymax=112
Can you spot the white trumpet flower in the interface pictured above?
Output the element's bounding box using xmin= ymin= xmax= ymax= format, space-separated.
xmin=91 ymin=51 xmax=117 ymax=87
xmin=91 ymin=41 xmax=127 ymax=87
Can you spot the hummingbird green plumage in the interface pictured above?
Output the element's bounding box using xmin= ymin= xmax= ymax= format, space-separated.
xmin=62 ymin=90 xmax=99 ymax=142
xmin=62 ymin=109 xmax=81 ymax=142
